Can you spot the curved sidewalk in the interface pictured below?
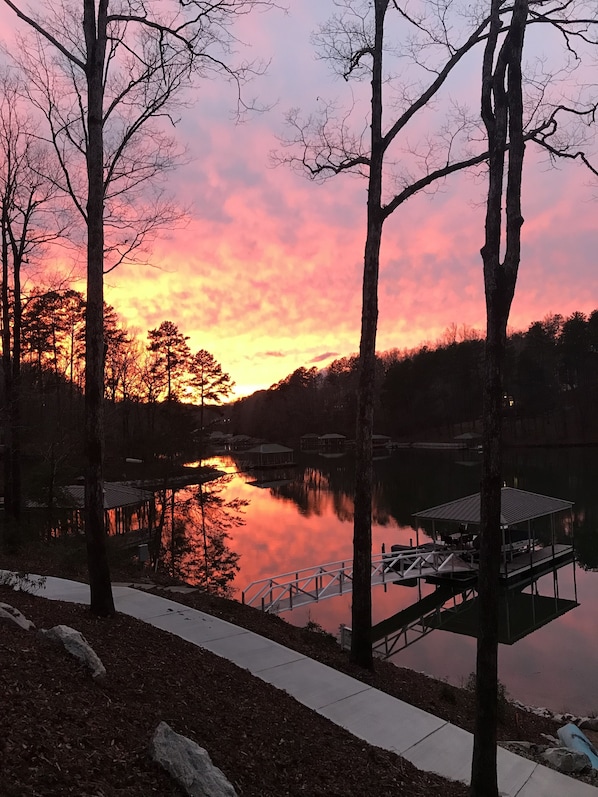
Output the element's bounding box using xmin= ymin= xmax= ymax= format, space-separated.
xmin=4 ymin=572 xmax=597 ymax=797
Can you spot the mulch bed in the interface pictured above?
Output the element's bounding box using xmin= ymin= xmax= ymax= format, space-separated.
xmin=2 ymin=584 xmax=472 ymax=797
xmin=1 ymin=541 xmax=568 ymax=797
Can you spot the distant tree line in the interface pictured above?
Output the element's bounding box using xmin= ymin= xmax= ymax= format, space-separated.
xmin=232 ymin=310 xmax=598 ymax=445
xmin=15 ymin=294 xmax=233 ymax=408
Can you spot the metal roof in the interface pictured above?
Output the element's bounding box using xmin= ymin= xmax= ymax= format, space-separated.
xmin=63 ymin=483 xmax=153 ymax=510
xmin=453 ymin=432 xmax=482 ymax=440
xmin=246 ymin=443 xmax=294 ymax=454
xmin=414 ymin=487 xmax=573 ymax=527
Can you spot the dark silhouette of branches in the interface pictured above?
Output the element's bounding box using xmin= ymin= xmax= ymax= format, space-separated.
xmin=1 ymin=0 xmax=275 ymax=615
xmin=274 ymin=0 xmax=598 ymax=674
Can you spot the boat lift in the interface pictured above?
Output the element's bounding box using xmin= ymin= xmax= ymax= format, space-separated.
xmin=339 ymin=548 xmax=577 ymax=660
xmin=241 ymin=546 xmax=475 ymax=613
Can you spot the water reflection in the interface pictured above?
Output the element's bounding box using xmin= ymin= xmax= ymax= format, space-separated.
xmin=153 ymin=475 xmax=245 ymax=596
xmin=188 ymin=449 xmax=598 ymax=713
xmin=378 ymin=554 xmax=576 ymax=648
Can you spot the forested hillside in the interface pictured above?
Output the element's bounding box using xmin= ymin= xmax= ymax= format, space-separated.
xmin=232 ymin=311 xmax=598 ymax=446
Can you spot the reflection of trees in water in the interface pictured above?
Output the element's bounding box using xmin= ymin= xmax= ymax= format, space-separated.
xmin=270 ymin=461 xmax=392 ymax=525
xmin=270 ymin=467 xmax=331 ymax=516
xmin=271 ymin=465 xmax=356 ymax=519
xmin=570 ymin=506 xmax=598 ymax=571
xmin=504 ymin=447 xmax=598 ymax=572
xmin=155 ymin=476 xmax=246 ymax=595
xmin=272 ymin=453 xmax=426 ymax=526
xmin=261 ymin=449 xmax=598 ymax=557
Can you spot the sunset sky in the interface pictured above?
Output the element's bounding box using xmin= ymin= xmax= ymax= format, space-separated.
xmin=2 ymin=2 xmax=598 ymax=397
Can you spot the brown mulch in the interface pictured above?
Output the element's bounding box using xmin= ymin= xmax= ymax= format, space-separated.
xmin=2 ymin=584 xmax=472 ymax=797
xmin=1 ymin=546 xmax=564 ymax=797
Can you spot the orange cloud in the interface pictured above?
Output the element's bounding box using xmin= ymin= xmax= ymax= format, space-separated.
xmin=1 ymin=4 xmax=595 ymax=397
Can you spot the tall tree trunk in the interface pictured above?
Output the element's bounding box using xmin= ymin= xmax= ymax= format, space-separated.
xmin=84 ymin=0 xmax=114 ymax=616
xmin=351 ymin=0 xmax=388 ymax=669
xmin=471 ymin=1 xmax=527 ymax=793
xmin=471 ymin=313 xmax=505 ymax=794
xmin=1 ymin=204 xmax=16 ymax=549
xmin=11 ymin=234 xmax=22 ymax=532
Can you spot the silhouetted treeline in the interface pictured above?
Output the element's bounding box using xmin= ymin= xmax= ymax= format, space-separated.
xmin=5 ymin=291 xmax=598 ymax=497
xmin=0 ymin=289 xmax=232 ymax=508
xmin=232 ymin=310 xmax=598 ymax=445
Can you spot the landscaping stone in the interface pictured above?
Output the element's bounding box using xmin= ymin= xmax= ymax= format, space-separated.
xmin=0 ymin=602 xmax=35 ymax=630
xmin=39 ymin=624 xmax=106 ymax=678
xmin=542 ymin=746 xmax=591 ymax=775
xmin=151 ymin=721 xmax=238 ymax=797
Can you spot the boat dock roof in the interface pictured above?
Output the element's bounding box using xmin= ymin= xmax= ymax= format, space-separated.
xmin=414 ymin=487 xmax=573 ymax=527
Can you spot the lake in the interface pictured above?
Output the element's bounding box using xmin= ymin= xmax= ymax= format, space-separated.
xmin=186 ymin=446 xmax=598 ymax=716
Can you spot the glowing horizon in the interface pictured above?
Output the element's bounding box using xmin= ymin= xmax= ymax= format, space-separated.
xmin=0 ymin=2 xmax=596 ymax=400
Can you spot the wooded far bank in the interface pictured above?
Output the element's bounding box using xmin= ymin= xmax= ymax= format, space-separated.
xmin=232 ymin=310 xmax=598 ymax=448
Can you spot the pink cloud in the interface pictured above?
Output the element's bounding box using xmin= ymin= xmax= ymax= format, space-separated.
xmin=1 ymin=3 xmax=595 ymax=396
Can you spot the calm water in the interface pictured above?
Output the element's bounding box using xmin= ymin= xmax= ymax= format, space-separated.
xmin=192 ymin=447 xmax=598 ymax=715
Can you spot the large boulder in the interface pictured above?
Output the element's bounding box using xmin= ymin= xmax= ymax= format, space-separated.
xmin=39 ymin=624 xmax=106 ymax=679
xmin=542 ymin=746 xmax=591 ymax=775
xmin=151 ymin=721 xmax=238 ymax=797
xmin=0 ymin=602 xmax=35 ymax=630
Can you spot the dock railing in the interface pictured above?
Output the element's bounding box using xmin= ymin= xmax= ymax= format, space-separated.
xmin=242 ymin=547 xmax=475 ymax=613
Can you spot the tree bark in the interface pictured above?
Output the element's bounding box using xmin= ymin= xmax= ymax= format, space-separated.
xmin=84 ymin=0 xmax=114 ymax=616
xmin=11 ymin=223 xmax=22 ymax=533
xmin=471 ymin=1 xmax=527 ymax=793
xmin=351 ymin=0 xmax=388 ymax=669
xmin=1 ymin=188 xmax=23 ymax=550
xmin=1 ymin=202 xmax=17 ymax=550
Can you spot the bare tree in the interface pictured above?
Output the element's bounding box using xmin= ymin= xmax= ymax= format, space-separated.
xmin=472 ymin=4 xmax=528 ymax=791
xmin=472 ymin=0 xmax=598 ymax=791
xmin=1 ymin=0 xmax=273 ymax=615
xmin=0 ymin=73 xmax=66 ymax=550
xmin=277 ymin=0 xmax=598 ymax=669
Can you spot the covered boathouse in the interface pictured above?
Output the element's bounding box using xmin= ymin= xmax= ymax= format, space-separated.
xmin=27 ymin=482 xmax=154 ymax=541
xmin=413 ymin=486 xmax=574 ymax=583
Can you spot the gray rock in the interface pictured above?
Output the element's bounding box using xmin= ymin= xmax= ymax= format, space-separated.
xmin=580 ymin=718 xmax=598 ymax=732
xmin=533 ymin=706 xmax=553 ymax=718
xmin=540 ymin=733 xmax=559 ymax=745
xmin=151 ymin=721 xmax=238 ymax=797
xmin=502 ymin=741 xmax=548 ymax=757
xmin=39 ymin=624 xmax=106 ymax=678
xmin=0 ymin=602 xmax=35 ymax=630
xmin=503 ymin=741 xmax=534 ymax=752
xmin=542 ymin=747 xmax=591 ymax=775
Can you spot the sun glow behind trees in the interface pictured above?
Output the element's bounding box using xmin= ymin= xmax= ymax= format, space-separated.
xmin=0 ymin=5 xmax=595 ymax=397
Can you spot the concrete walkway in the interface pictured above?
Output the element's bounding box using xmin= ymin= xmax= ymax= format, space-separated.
xmin=4 ymin=571 xmax=598 ymax=797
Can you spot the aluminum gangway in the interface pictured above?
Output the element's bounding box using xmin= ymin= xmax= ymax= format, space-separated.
xmin=241 ymin=547 xmax=475 ymax=613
